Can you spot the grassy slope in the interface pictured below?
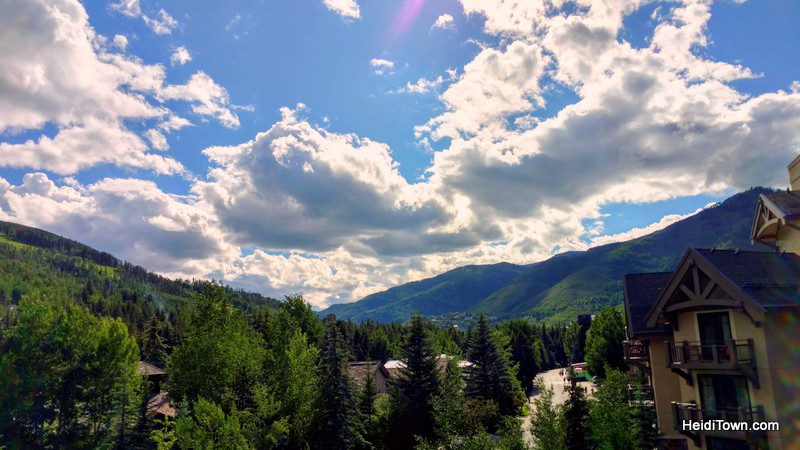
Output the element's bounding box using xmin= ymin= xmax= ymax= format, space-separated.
xmin=323 ymin=263 xmax=526 ymax=322
xmin=0 ymin=221 xmax=280 ymax=313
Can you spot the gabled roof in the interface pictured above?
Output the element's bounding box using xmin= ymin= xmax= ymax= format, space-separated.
xmin=137 ymin=361 xmax=165 ymax=377
xmin=751 ymin=191 xmax=800 ymax=249
xmin=644 ymin=248 xmax=800 ymax=328
xmin=622 ymin=272 xmax=673 ymax=339
xmin=146 ymin=390 xmax=175 ymax=419
xmin=347 ymin=361 xmax=389 ymax=384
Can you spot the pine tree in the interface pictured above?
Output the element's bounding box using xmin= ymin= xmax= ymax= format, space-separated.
xmin=316 ymin=315 xmax=369 ymax=450
xmin=388 ymin=315 xmax=441 ymax=449
xmin=465 ymin=314 xmax=525 ymax=418
xmin=633 ymin=388 xmax=659 ymax=450
xmin=141 ymin=317 xmax=167 ymax=367
xmin=562 ymin=367 xmax=589 ymax=450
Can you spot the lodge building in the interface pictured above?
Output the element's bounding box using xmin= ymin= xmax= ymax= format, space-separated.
xmin=622 ymin=156 xmax=800 ymax=450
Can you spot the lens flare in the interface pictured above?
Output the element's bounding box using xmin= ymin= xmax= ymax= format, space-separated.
xmin=387 ymin=0 xmax=426 ymax=43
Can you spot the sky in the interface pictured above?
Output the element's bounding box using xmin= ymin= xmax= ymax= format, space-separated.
xmin=0 ymin=0 xmax=799 ymax=308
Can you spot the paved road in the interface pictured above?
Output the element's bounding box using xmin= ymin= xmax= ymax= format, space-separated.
xmin=522 ymin=368 xmax=596 ymax=446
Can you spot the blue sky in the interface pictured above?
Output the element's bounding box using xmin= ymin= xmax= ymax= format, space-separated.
xmin=0 ymin=0 xmax=799 ymax=307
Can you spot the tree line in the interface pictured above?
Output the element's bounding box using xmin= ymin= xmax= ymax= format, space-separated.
xmin=1 ymin=281 xmax=641 ymax=449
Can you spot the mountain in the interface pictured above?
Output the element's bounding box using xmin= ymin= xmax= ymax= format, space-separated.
xmin=323 ymin=188 xmax=771 ymax=324
xmin=0 ymin=220 xmax=280 ymax=319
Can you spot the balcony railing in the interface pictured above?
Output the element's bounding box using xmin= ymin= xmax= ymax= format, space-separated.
xmin=624 ymin=340 xmax=649 ymax=362
xmin=666 ymin=339 xmax=756 ymax=371
xmin=627 ymin=385 xmax=654 ymax=402
xmin=672 ymin=402 xmax=766 ymax=438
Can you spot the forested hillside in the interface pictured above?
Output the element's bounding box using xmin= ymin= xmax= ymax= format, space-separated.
xmin=325 ymin=188 xmax=771 ymax=323
xmin=0 ymin=220 xmax=280 ymax=339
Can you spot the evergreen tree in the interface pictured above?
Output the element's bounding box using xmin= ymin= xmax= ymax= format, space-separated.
xmin=167 ymin=284 xmax=266 ymax=411
xmin=359 ymin=369 xmax=377 ymax=427
xmin=388 ymin=315 xmax=441 ymax=449
xmin=562 ymin=322 xmax=582 ymax=364
xmin=465 ymin=315 xmax=525 ymax=418
xmin=589 ymin=369 xmax=640 ymax=450
xmin=529 ymin=380 xmax=565 ymax=450
xmin=632 ymin=388 xmax=659 ymax=450
xmin=562 ymin=367 xmax=589 ymax=450
xmin=141 ymin=317 xmax=167 ymax=367
xmin=316 ymin=316 xmax=369 ymax=449
xmin=584 ymin=307 xmax=626 ymax=379
xmin=500 ymin=319 xmax=545 ymax=393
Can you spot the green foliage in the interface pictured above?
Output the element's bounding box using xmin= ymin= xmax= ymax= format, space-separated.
xmin=584 ymin=307 xmax=626 ymax=378
xmin=589 ymin=370 xmax=640 ymax=450
xmin=632 ymin=388 xmax=659 ymax=450
xmin=388 ymin=315 xmax=442 ymax=448
xmin=0 ymin=295 xmax=140 ymax=447
xmin=465 ymin=315 xmax=525 ymax=419
xmin=562 ymin=368 xmax=589 ymax=450
xmin=498 ymin=319 xmax=545 ymax=391
xmin=562 ymin=322 xmax=582 ymax=364
xmin=167 ymin=284 xmax=266 ymax=410
xmin=316 ymin=316 xmax=369 ymax=449
xmin=529 ymin=381 xmax=565 ymax=450
xmin=150 ymin=417 xmax=177 ymax=450
xmin=174 ymin=397 xmax=251 ymax=449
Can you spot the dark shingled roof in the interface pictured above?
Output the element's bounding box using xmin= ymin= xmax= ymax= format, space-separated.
xmin=761 ymin=191 xmax=800 ymax=219
xmin=623 ymin=272 xmax=673 ymax=338
xmin=347 ymin=361 xmax=384 ymax=385
xmin=694 ymin=248 xmax=800 ymax=307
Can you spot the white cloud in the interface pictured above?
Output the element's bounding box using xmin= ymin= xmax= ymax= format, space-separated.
xmin=432 ymin=14 xmax=455 ymax=30
xmin=143 ymin=9 xmax=178 ymax=35
xmin=4 ymin=0 xmax=800 ymax=309
xmin=588 ymin=208 xmax=703 ymax=247
xmin=391 ymin=70 xmax=457 ymax=94
xmin=158 ymin=72 xmax=241 ymax=129
xmin=322 ymin=0 xmax=361 ymax=19
xmin=109 ymin=0 xmax=141 ymax=18
xmin=113 ymin=34 xmax=129 ymax=50
xmin=0 ymin=0 xmax=242 ymax=174
xmin=170 ymin=46 xmax=192 ymax=65
xmin=370 ymin=58 xmax=395 ymax=76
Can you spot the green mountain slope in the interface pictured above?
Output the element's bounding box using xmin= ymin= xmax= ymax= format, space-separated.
xmin=323 ymin=262 xmax=526 ymax=322
xmin=0 ymin=220 xmax=280 ymax=323
xmin=324 ymin=188 xmax=771 ymax=324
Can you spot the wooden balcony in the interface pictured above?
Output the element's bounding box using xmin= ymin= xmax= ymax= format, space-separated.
xmin=665 ymin=339 xmax=758 ymax=386
xmin=672 ymin=402 xmax=767 ymax=445
xmin=624 ymin=340 xmax=649 ymax=362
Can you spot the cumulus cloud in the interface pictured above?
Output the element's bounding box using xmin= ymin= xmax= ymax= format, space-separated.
xmin=170 ymin=46 xmax=192 ymax=65
xmin=0 ymin=0 xmax=242 ymax=174
xmin=4 ymin=0 xmax=800 ymax=309
xmin=370 ymin=58 xmax=395 ymax=76
xmin=322 ymin=0 xmax=361 ymax=19
xmin=432 ymin=14 xmax=455 ymax=30
xmin=113 ymin=34 xmax=128 ymax=50
xmin=110 ymin=0 xmax=178 ymax=35
xmin=391 ymin=70 xmax=457 ymax=94
xmin=143 ymin=9 xmax=179 ymax=35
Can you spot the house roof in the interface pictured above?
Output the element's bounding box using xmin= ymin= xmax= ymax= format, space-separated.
xmin=644 ymin=248 xmax=800 ymax=328
xmin=751 ymin=191 xmax=800 ymax=248
xmin=382 ymin=355 xmax=472 ymax=379
xmin=622 ymin=272 xmax=673 ymax=338
xmin=694 ymin=248 xmax=800 ymax=307
xmin=347 ymin=361 xmax=388 ymax=385
xmin=146 ymin=391 xmax=175 ymax=419
xmin=137 ymin=361 xmax=165 ymax=377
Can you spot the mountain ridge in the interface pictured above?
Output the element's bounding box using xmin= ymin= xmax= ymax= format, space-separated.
xmin=323 ymin=188 xmax=771 ymax=323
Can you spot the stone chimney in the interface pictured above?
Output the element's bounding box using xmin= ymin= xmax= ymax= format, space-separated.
xmin=790 ymin=155 xmax=800 ymax=190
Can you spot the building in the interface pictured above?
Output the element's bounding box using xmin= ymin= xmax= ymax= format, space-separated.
xmin=622 ymin=157 xmax=800 ymax=450
xmin=381 ymin=354 xmax=473 ymax=382
xmin=347 ymin=360 xmax=390 ymax=394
